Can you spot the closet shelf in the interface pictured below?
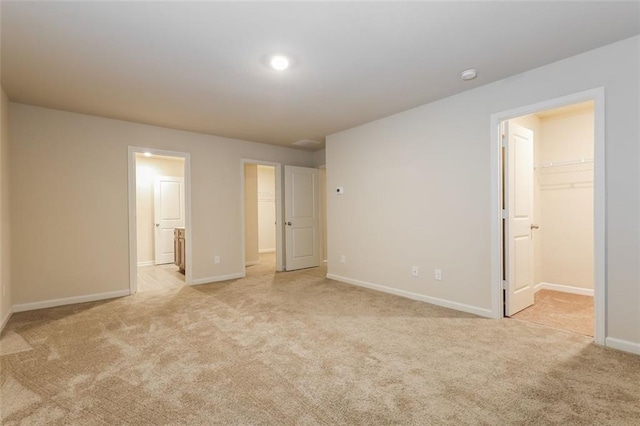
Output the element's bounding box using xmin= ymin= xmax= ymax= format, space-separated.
xmin=535 ymin=157 xmax=594 ymax=184
xmin=534 ymin=158 xmax=593 ymax=169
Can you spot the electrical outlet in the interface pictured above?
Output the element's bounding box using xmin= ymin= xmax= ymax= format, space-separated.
xmin=340 ymin=255 xmax=346 ymax=264
xmin=411 ymin=266 xmax=419 ymax=277
xmin=214 ymin=255 xmax=220 ymax=264
xmin=435 ymin=269 xmax=442 ymax=281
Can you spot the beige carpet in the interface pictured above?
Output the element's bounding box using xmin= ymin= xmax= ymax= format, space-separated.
xmin=512 ymin=289 xmax=594 ymax=336
xmin=2 ymin=262 xmax=639 ymax=425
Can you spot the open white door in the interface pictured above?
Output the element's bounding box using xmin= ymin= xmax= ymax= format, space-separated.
xmin=284 ymin=166 xmax=321 ymax=271
xmin=154 ymin=176 xmax=185 ymax=265
xmin=505 ymin=122 xmax=535 ymax=315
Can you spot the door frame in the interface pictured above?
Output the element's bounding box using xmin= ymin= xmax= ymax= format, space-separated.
xmin=240 ymin=159 xmax=284 ymax=272
xmin=128 ymin=146 xmax=192 ymax=293
xmin=489 ymin=88 xmax=605 ymax=345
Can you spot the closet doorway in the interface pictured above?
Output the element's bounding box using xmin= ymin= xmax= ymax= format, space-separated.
xmin=242 ymin=161 xmax=282 ymax=275
xmin=502 ymin=101 xmax=596 ymax=336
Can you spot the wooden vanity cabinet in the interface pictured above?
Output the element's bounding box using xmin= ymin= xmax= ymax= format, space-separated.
xmin=174 ymin=228 xmax=186 ymax=273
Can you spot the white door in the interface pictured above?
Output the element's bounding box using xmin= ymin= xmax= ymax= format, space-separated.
xmin=154 ymin=176 xmax=185 ymax=265
xmin=284 ymin=166 xmax=321 ymax=271
xmin=505 ymin=122 xmax=535 ymax=315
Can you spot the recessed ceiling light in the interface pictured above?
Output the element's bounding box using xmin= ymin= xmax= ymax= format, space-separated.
xmin=143 ymin=152 xmax=152 ymax=157
xmin=461 ymin=69 xmax=478 ymax=81
xmin=270 ymin=55 xmax=289 ymax=71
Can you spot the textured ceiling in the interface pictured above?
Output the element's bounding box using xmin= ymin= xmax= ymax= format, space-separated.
xmin=1 ymin=1 xmax=638 ymax=150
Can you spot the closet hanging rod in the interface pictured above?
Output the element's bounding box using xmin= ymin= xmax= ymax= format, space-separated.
xmin=534 ymin=158 xmax=594 ymax=169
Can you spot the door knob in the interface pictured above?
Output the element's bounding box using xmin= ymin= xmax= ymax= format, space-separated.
xmin=155 ymin=223 xmax=160 ymax=227
xmin=530 ymin=224 xmax=539 ymax=230
xmin=287 ymin=222 xmax=292 ymax=226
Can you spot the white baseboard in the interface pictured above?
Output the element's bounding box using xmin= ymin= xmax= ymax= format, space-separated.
xmin=1 ymin=307 xmax=14 ymax=332
xmin=605 ymin=337 xmax=640 ymax=355
xmin=258 ymin=248 xmax=276 ymax=254
xmin=326 ymin=274 xmax=493 ymax=318
xmin=137 ymin=260 xmax=155 ymax=267
xmin=245 ymin=260 xmax=260 ymax=267
xmin=13 ymin=290 xmax=130 ymax=313
xmin=535 ymin=282 xmax=594 ymax=296
xmin=190 ymin=272 xmax=245 ymax=286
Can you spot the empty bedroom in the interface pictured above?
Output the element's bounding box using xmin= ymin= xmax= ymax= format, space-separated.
xmin=1 ymin=1 xmax=638 ymax=424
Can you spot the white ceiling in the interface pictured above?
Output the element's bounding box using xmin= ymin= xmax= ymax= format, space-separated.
xmin=2 ymin=2 xmax=638 ymax=150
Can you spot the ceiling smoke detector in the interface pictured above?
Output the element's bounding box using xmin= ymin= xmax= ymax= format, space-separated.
xmin=292 ymin=139 xmax=321 ymax=148
xmin=461 ymin=69 xmax=478 ymax=81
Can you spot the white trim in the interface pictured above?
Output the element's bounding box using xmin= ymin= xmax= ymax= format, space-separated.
xmin=190 ymin=273 xmax=245 ymax=286
xmin=13 ymin=290 xmax=130 ymax=313
xmin=240 ymin=160 xmax=284 ymax=272
xmin=128 ymin=148 xmax=137 ymax=293
xmin=534 ymin=282 xmax=594 ymax=297
xmin=326 ymin=274 xmax=493 ymax=318
xmin=275 ymin=165 xmax=283 ymax=272
xmin=137 ymin=261 xmax=155 ymax=267
xmin=605 ymin=337 xmax=640 ymax=355
xmin=1 ymin=308 xmax=13 ymax=332
xmin=490 ymin=88 xmax=606 ymax=345
xmin=259 ymin=248 xmax=276 ymax=254
xmin=592 ymin=91 xmax=606 ymax=346
xmin=245 ymin=260 xmax=260 ymax=267
xmin=490 ymin=117 xmax=504 ymax=320
xmin=128 ymin=146 xmax=192 ymax=295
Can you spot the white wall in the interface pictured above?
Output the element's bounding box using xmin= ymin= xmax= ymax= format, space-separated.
xmin=313 ymin=149 xmax=326 ymax=167
xmin=311 ymin=150 xmax=328 ymax=261
xmin=135 ymin=155 xmax=185 ymax=265
xmin=10 ymin=104 xmax=314 ymax=305
xmin=538 ymin=106 xmax=594 ymax=290
xmin=0 ymin=87 xmax=12 ymax=328
xmin=257 ymin=165 xmax=276 ymax=253
xmin=326 ymin=36 xmax=639 ymax=349
xmin=319 ymin=167 xmax=327 ymax=262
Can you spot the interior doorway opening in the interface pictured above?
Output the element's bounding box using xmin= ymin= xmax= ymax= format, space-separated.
xmin=240 ymin=159 xmax=284 ymax=274
xmin=501 ymin=101 xmax=596 ymax=337
xmin=244 ymin=163 xmax=278 ymax=274
xmin=135 ymin=152 xmax=186 ymax=292
xmin=128 ymin=147 xmax=192 ymax=294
